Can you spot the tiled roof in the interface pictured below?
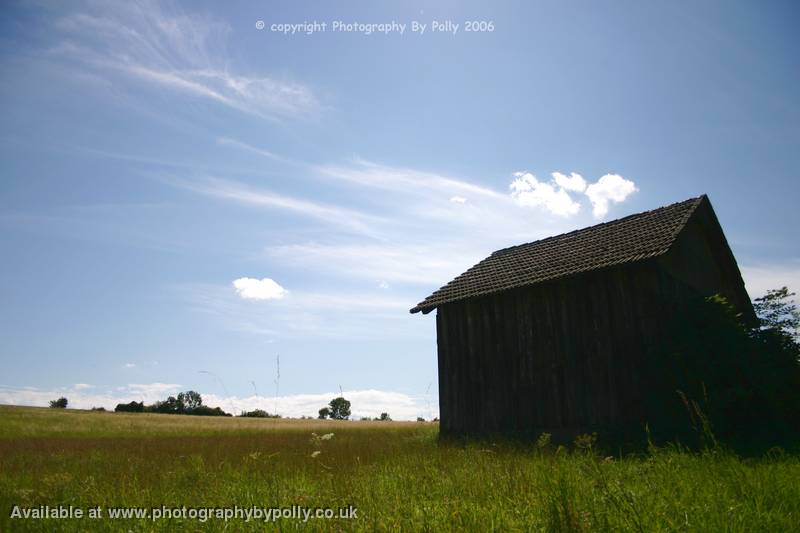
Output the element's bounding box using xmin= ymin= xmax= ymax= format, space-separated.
xmin=410 ymin=195 xmax=706 ymax=314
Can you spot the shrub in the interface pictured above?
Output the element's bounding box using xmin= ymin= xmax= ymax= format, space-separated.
xmin=189 ymin=405 xmax=231 ymax=417
xmin=239 ymin=409 xmax=280 ymax=418
xmin=114 ymin=401 xmax=144 ymax=413
xmin=645 ymin=293 xmax=800 ymax=451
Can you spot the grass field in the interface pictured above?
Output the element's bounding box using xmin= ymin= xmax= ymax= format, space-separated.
xmin=1 ymin=405 xmax=798 ymax=532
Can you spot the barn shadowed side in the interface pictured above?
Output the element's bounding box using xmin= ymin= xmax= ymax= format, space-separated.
xmin=411 ymin=195 xmax=755 ymax=437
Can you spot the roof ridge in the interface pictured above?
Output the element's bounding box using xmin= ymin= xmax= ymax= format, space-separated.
xmin=490 ymin=195 xmax=705 ymax=258
xmin=410 ymin=195 xmax=709 ymax=314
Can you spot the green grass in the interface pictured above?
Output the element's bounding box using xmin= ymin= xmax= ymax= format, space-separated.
xmin=1 ymin=405 xmax=798 ymax=531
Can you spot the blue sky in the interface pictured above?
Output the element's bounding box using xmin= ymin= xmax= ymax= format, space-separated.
xmin=1 ymin=0 xmax=798 ymax=419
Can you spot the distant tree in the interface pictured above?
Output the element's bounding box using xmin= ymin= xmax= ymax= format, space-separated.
xmin=90 ymin=407 xmax=106 ymax=412
xmin=328 ymin=397 xmax=351 ymax=420
xmin=318 ymin=407 xmax=330 ymax=419
xmin=178 ymin=390 xmax=203 ymax=411
xmin=754 ymin=287 xmax=800 ymax=344
xmin=49 ymin=397 xmax=68 ymax=409
xmin=416 ymin=417 xmax=425 ymax=422
xmin=378 ymin=412 xmax=391 ymax=421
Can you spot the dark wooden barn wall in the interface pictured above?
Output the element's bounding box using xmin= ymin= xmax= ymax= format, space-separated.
xmin=436 ymin=261 xmax=704 ymax=436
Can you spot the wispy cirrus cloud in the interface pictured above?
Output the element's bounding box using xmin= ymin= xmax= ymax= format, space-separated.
xmin=316 ymin=157 xmax=504 ymax=201
xmin=164 ymin=175 xmax=385 ymax=237
xmin=51 ymin=1 xmax=319 ymax=120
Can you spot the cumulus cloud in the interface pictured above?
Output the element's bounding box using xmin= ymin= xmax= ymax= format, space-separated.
xmin=183 ymin=389 xmax=434 ymax=420
xmin=449 ymin=196 xmax=467 ymax=204
xmin=510 ymin=172 xmax=581 ymax=216
xmin=124 ymin=363 xmax=136 ymax=369
xmin=509 ymin=171 xmax=637 ymax=219
xmin=233 ymin=277 xmax=288 ymax=300
xmin=585 ymin=174 xmax=638 ymax=218
xmin=552 ymin=172 xmax=587 ymax=192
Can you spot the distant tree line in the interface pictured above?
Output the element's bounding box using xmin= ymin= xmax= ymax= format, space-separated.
xmin=114 ymin=391 xmax=231 ymax=417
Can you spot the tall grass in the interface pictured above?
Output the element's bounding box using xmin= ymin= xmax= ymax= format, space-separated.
xmin=1 ymin=405 xmax=798 ymax=531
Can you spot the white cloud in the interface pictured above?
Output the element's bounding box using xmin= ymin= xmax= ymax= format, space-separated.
xmin=378 ymin=281 xmax=390 ymax=289
xmin=552 ymin=172 xmax=587 ymax=192
xmin=508 ymin=171 xmax=637 ymax=219
xmin=510 ymin=172 xmax=581 ymax=216
xmin=52 ymin=2 xmax=318 ymax=120
xmin=233 ymin=277 xmax=287 ymax=301
xmin=0 ymin=382 xmax=182 ymax=410
xmin=203 ymin=389 xmax=435 ymax=420
xmin=584 ymin=174 xmax=638 ymax=218
xmin=0 ymin=385 xmax=437 ymax=420
xmin=73 ymin=383 xmax=92 ymax=390
xmin=124 ymin=363 xmax=136 ymax=369
xmin=450 ymin=196 xmax=467 ymax=204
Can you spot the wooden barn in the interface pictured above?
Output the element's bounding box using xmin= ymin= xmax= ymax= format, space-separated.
xmin=410 ymin=195 xmax=755 ymax=436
